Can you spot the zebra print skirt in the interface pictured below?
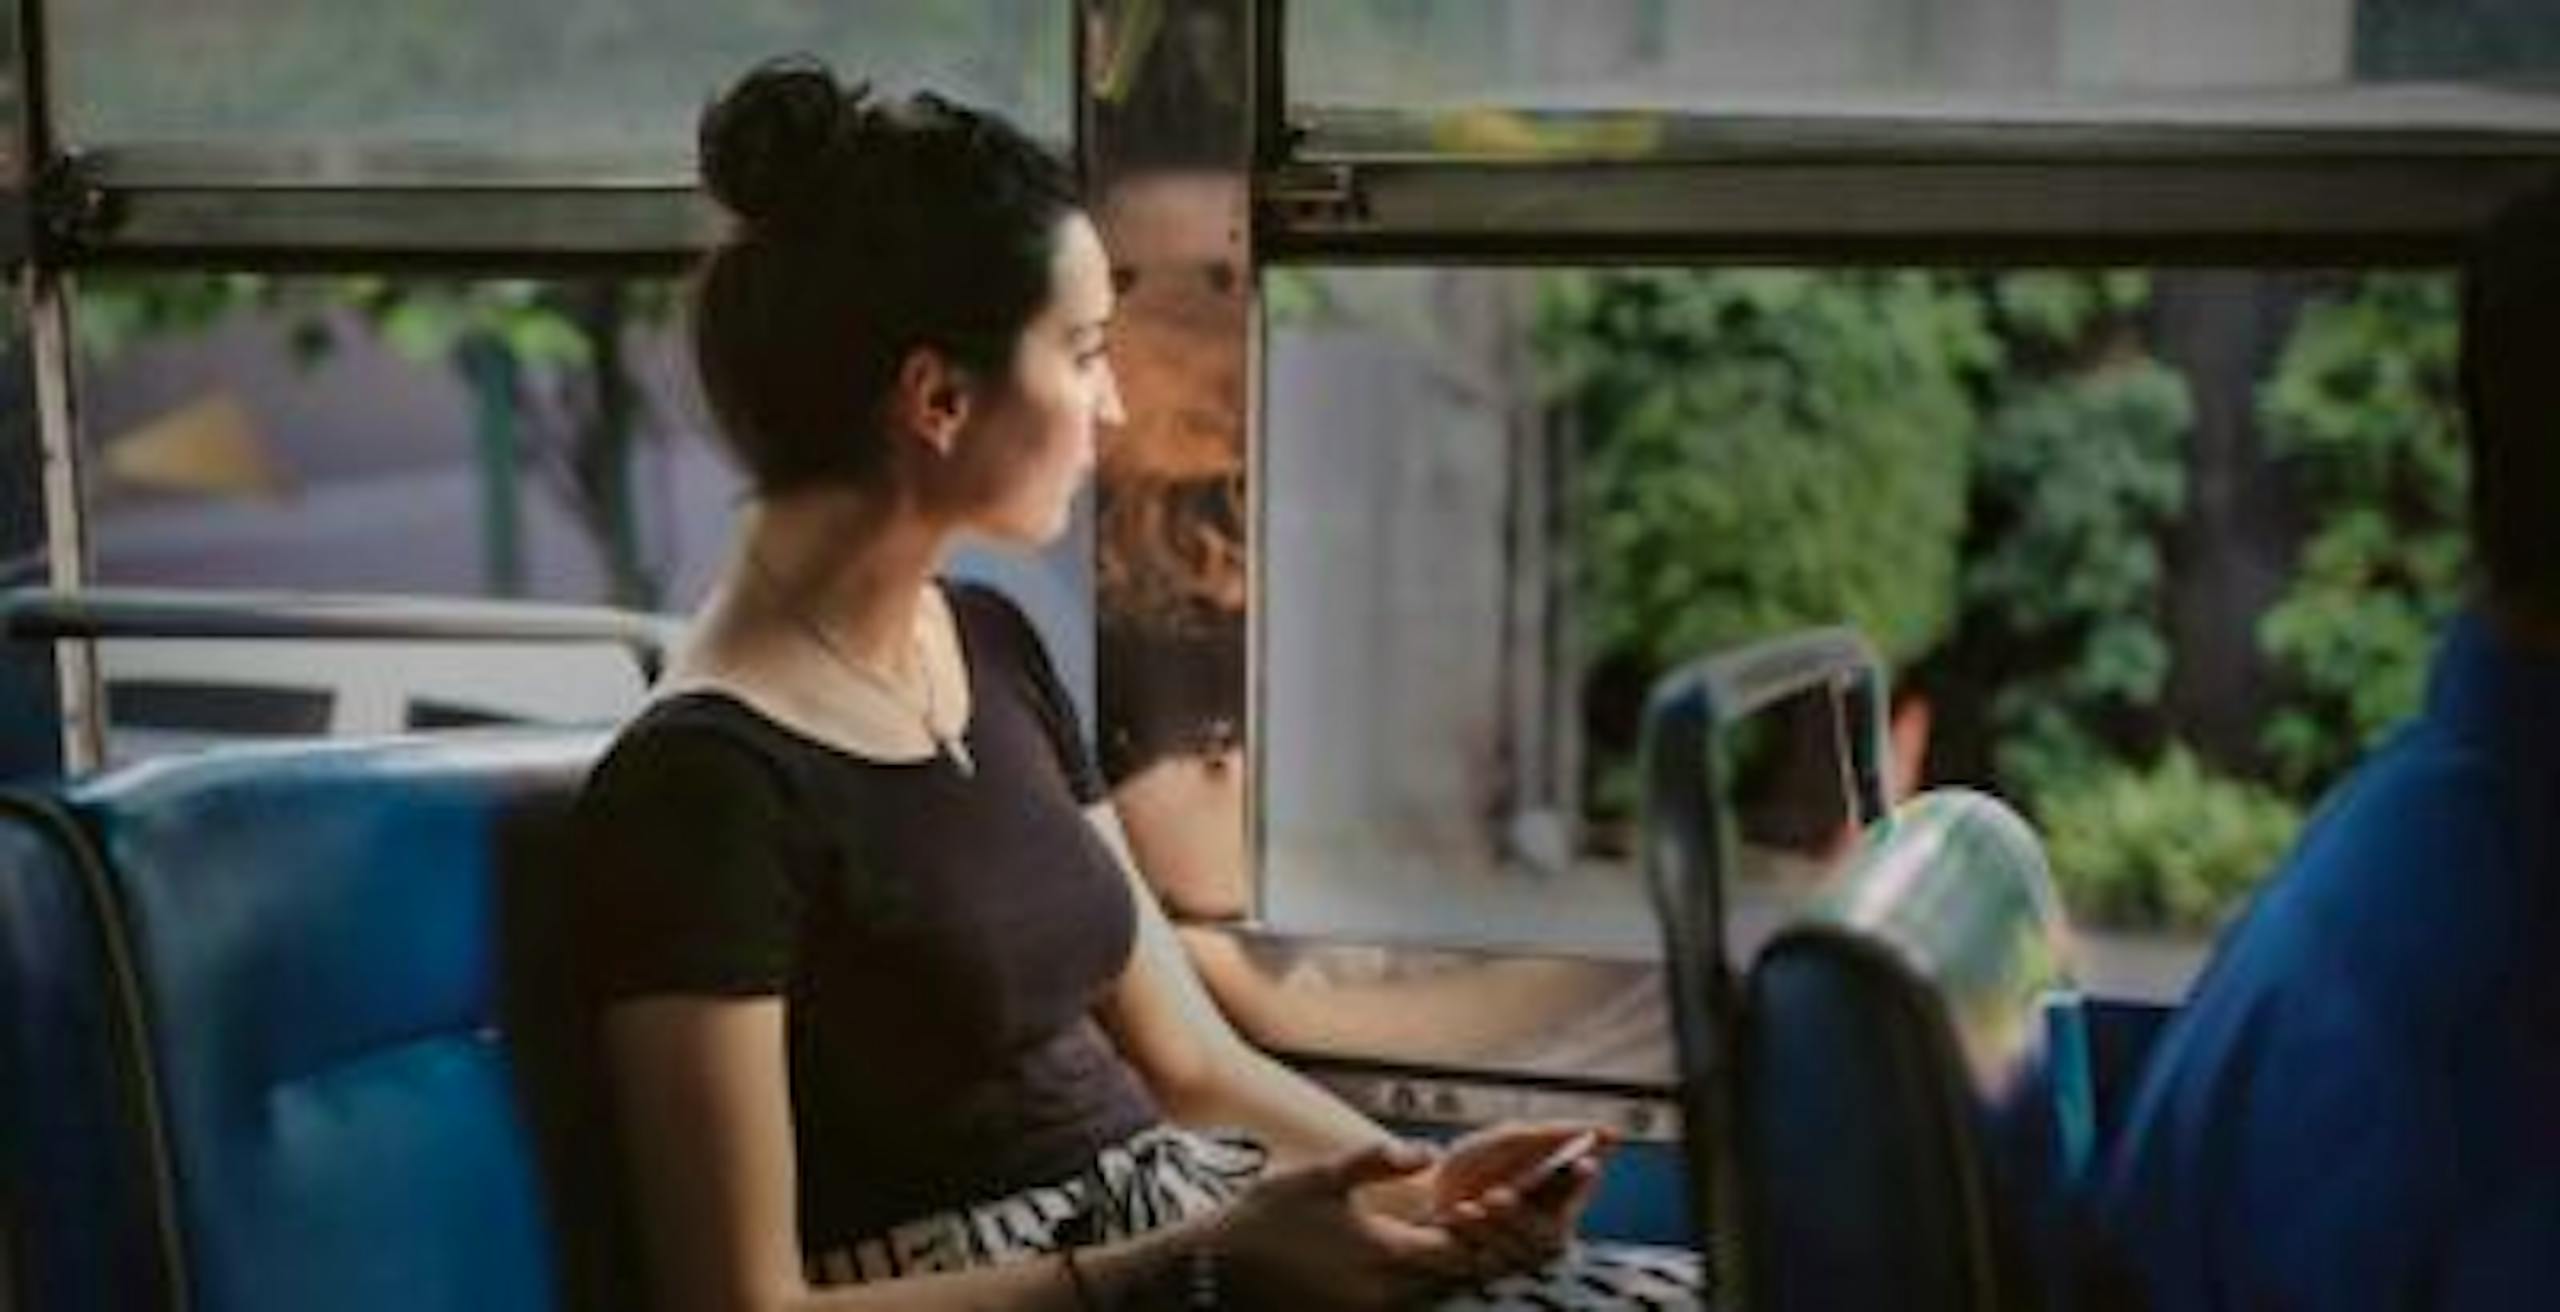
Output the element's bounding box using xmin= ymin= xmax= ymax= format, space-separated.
xmin=805 ymin=1124 xmax=1707 ymax=1309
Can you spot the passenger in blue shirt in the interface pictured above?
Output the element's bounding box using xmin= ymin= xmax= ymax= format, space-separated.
xmin=2095 ymin=182 xmax=2560 ymax=1307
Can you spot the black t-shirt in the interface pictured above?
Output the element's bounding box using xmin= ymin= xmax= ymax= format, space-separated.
xmin=573 ymin=582 xmax=1162 ymax=1245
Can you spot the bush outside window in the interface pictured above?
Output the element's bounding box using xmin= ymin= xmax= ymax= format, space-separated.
xmin=1265 ymin=265 xmax=2461 ymax=975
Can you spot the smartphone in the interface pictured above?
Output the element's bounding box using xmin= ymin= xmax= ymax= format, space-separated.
xmin=1496 ymin=1128 xmax=1605 ymax=1208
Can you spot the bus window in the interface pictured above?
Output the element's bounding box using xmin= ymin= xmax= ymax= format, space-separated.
xmin=71 ymin=272 xmax=1102 ymax=758
xmin=57 ymin=1 xmax=1068 ymax=160
xmin=1259 ymin=264 xmax=2463 ymax=1003
xmin=79 ymin=274 xmax=706 ymax=609
xmin=1288 ymin=1 xmax=2560 ymax=131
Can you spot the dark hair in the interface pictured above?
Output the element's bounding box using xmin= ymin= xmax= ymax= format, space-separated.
xmin=2460 ymin=175 xmax=2560 ymax=614
xmin=691 ymin=58 xmax=1082 ymax=493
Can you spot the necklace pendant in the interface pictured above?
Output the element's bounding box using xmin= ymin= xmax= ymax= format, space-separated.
xmin=941 ymin=733 xmax=976 ymax=779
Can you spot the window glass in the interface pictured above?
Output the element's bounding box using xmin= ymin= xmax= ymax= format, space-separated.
xmin=1289 ymin=1 xmax=2560 ymax=134
xmin=56 ymin=1 xmax=1069 ymax=163
xmin=77 ymin=275 xmax=716 ymax=605
xmin=1261 ymin=263 xmax=2463 ymax=1000
xmin=73 ymin=273 xmax=1098 ymax=756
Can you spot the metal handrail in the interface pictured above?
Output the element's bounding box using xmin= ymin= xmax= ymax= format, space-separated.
xmin=0 ymin=586 xmax=677 ymax=683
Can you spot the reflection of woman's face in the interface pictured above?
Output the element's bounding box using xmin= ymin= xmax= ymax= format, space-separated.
xmin=952 ymin=213 xmax=1125 ymax=546
xmin=1095 ymin=173 xmax=1246 ymax=483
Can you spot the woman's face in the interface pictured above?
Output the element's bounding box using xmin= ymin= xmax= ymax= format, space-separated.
xmin=950 ymin=212 xmax=1124 ymax=545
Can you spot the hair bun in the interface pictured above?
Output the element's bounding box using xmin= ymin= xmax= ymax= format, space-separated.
xmin=699 ymin=58 xmax=867 ymax=229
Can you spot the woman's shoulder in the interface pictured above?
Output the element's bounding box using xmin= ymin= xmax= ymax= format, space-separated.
xmin=946 ymin=577 xmax=1082 ymax=689
xmin=585 ymin=689 xmax=807 ymax=810
xmin=944 ymin=577 xmax=1056 ymax=670
xmin=943 ymin=576 xmax=1030 ymax=637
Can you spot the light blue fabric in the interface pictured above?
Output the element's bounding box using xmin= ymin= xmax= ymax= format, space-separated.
xmin=2098 ymin=613 xmax=2560 ymax=1308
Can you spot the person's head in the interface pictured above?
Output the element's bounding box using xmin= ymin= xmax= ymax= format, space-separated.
xmin=691 ymin=58 xmax=1122 ymax=545
xmin=2459 ymin=176 xmax=2560 ymax=624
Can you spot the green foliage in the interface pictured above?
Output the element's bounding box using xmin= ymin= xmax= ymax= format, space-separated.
xmin=1971 ymin=355 xmax=2193 ymax=789
xmin=79 ymin=274 xmax=654 ymax=371
xmin=2255 ymin=274 xmax=2466 ymax=792
xmin=1957 ymin=272 xmax=2191 ymax=794
xmin=2039 ymin=746 xmax=2303 ymax=933
xmin=1259 ymin=269 xmax=1336 ymax=329
xmin=354 ymin=281 xmax=603 ymax=369
xmin=1542 ymin=269 xmax=1994 ymax=676
xmin=76 ymin=273 xmax=276 ymax=363
xmin=1992 ymin=270 xmax=2152 ymax=351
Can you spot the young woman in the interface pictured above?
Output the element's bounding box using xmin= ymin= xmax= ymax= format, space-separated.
xmin=572 ymin=58 xmax=1701 ymax=1311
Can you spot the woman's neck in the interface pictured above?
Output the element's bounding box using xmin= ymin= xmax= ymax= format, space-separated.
xmin=737 ymin=485 xmax=948 ymax=667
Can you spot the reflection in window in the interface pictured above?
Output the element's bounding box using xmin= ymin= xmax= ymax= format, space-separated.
xmin=1261 ymin=265 xmax=2461 ymax=1000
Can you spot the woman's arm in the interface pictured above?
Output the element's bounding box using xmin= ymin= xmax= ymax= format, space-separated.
xmin=1087 ymin=804 xmax=1614 ymax=1264
xmin=1086 ymin=804 xmax=1403 ymax=1175
xmin=603 ymin=995 xmax=1197 ymax=1312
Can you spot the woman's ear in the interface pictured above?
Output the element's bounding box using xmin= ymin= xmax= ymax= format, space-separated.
xmin=890 ymin=345 xmax=977 ymax=458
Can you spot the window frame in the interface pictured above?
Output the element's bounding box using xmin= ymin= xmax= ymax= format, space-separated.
xmin=10 ymin=0 xmax=2557 ymax=852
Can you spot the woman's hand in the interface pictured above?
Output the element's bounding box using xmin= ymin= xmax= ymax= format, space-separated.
xmin=1423 ymin=1121 xmax=1612 ymax=1279
xmin=1209 ymin=1140 xmax=1474 ymax=1310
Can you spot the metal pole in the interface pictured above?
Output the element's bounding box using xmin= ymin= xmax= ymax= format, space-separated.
xmin=25 ymin=261 xmax=95 ymax=772
xmin=458 ymin=333 xmax=525 ymax=598
xmin=6 ymin=0 xmax=101 ymax=776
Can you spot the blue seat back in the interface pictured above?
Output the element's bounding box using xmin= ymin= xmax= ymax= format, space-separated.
xmin=0 ymin=794 xmax=176 ymax=1310
xmin=1739 ymin=924 xmax=2015 ymax=1310
xmin=1 ymin=730 xmax=618 ymax=1312
xmin=1733 ymin=787 xmax=2078 ymax=1311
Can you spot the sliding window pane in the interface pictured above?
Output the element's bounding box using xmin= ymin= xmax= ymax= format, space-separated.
xmin=58 ymin=1 xmax=1068 ymax=164
xmin=1290 ymin=1 xmax=2560 ymax=135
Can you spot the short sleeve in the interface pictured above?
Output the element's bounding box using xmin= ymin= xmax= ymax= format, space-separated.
xmin=958 ymin=582 xmax=1106 ymax=806
xmin=572 ymin=722 xmax=803 ymax=1000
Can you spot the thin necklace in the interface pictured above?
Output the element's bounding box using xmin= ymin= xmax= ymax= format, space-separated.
xmin=743 ymin=548 xmax=975 ymax=778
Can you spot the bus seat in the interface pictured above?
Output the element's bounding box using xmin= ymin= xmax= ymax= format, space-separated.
xmin=1737 ymin=922 xmax=2030 ymax=1311
xmin=2035 ymin=992 xmax=2175 ymax=1192
xmin=0 ymin=730 xmax=628 ymax=1312
xmin=0 ymin=795 xmax=173 ymax=1311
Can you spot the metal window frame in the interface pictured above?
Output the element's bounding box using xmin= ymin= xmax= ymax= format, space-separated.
xmin=1261 ymin=149 xmax=2560 ymax=266
xmin=51 ymin=146 xmax=710 ymax=273
xmin=41 ymin=132 xmax=2558 ymax=272
xmin=15 ymin=11 xmax=2555 ymax=269
xmin=1261 ymin=101 xmax=2560 ymax=266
